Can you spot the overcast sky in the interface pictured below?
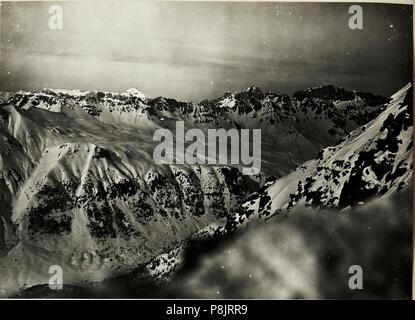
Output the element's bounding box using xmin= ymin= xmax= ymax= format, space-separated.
xmin=0 ymin=1 xmax=412 ymax=101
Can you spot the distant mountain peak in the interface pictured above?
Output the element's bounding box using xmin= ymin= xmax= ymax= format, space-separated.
xmin=41 ymin=88 xmax=87 ymax=97
xmin=293 ymin=84 xmax=389 ymax=106
xmin=123 ymin=88 xmax=148 ymax=99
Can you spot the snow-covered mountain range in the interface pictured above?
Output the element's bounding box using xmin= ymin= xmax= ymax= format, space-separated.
xmin=0 ymin=83 xmax=411 ymax=297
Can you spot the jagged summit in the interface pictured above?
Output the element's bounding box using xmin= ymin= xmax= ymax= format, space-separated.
xmin=244 ymin=86 xmax=264 ymax=97
xmin=123 ymin=88 xmax=148 ymax=99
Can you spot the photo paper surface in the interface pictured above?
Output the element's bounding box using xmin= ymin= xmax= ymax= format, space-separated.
xmin=0 ymin=1 xmax=413 ymax=300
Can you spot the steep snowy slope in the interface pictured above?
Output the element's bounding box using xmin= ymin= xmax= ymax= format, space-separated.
xmin=226 ymin=83 xmax=413 ymax=232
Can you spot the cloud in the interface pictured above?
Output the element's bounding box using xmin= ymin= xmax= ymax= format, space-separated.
xmin=165 ymin=190 xmax=412 ymax=299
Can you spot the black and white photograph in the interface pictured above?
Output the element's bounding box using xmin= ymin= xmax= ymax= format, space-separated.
xmin=0 ymin=0 xmax=413 ymax=303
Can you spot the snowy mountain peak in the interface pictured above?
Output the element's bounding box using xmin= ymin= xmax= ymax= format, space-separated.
xmin=239 ymin=86 xmax=264 ymax=100
xmin=123 ymin=88 xmax=148 ymax=99
xmin=41 ymin=88 xmax=87 ymax=97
